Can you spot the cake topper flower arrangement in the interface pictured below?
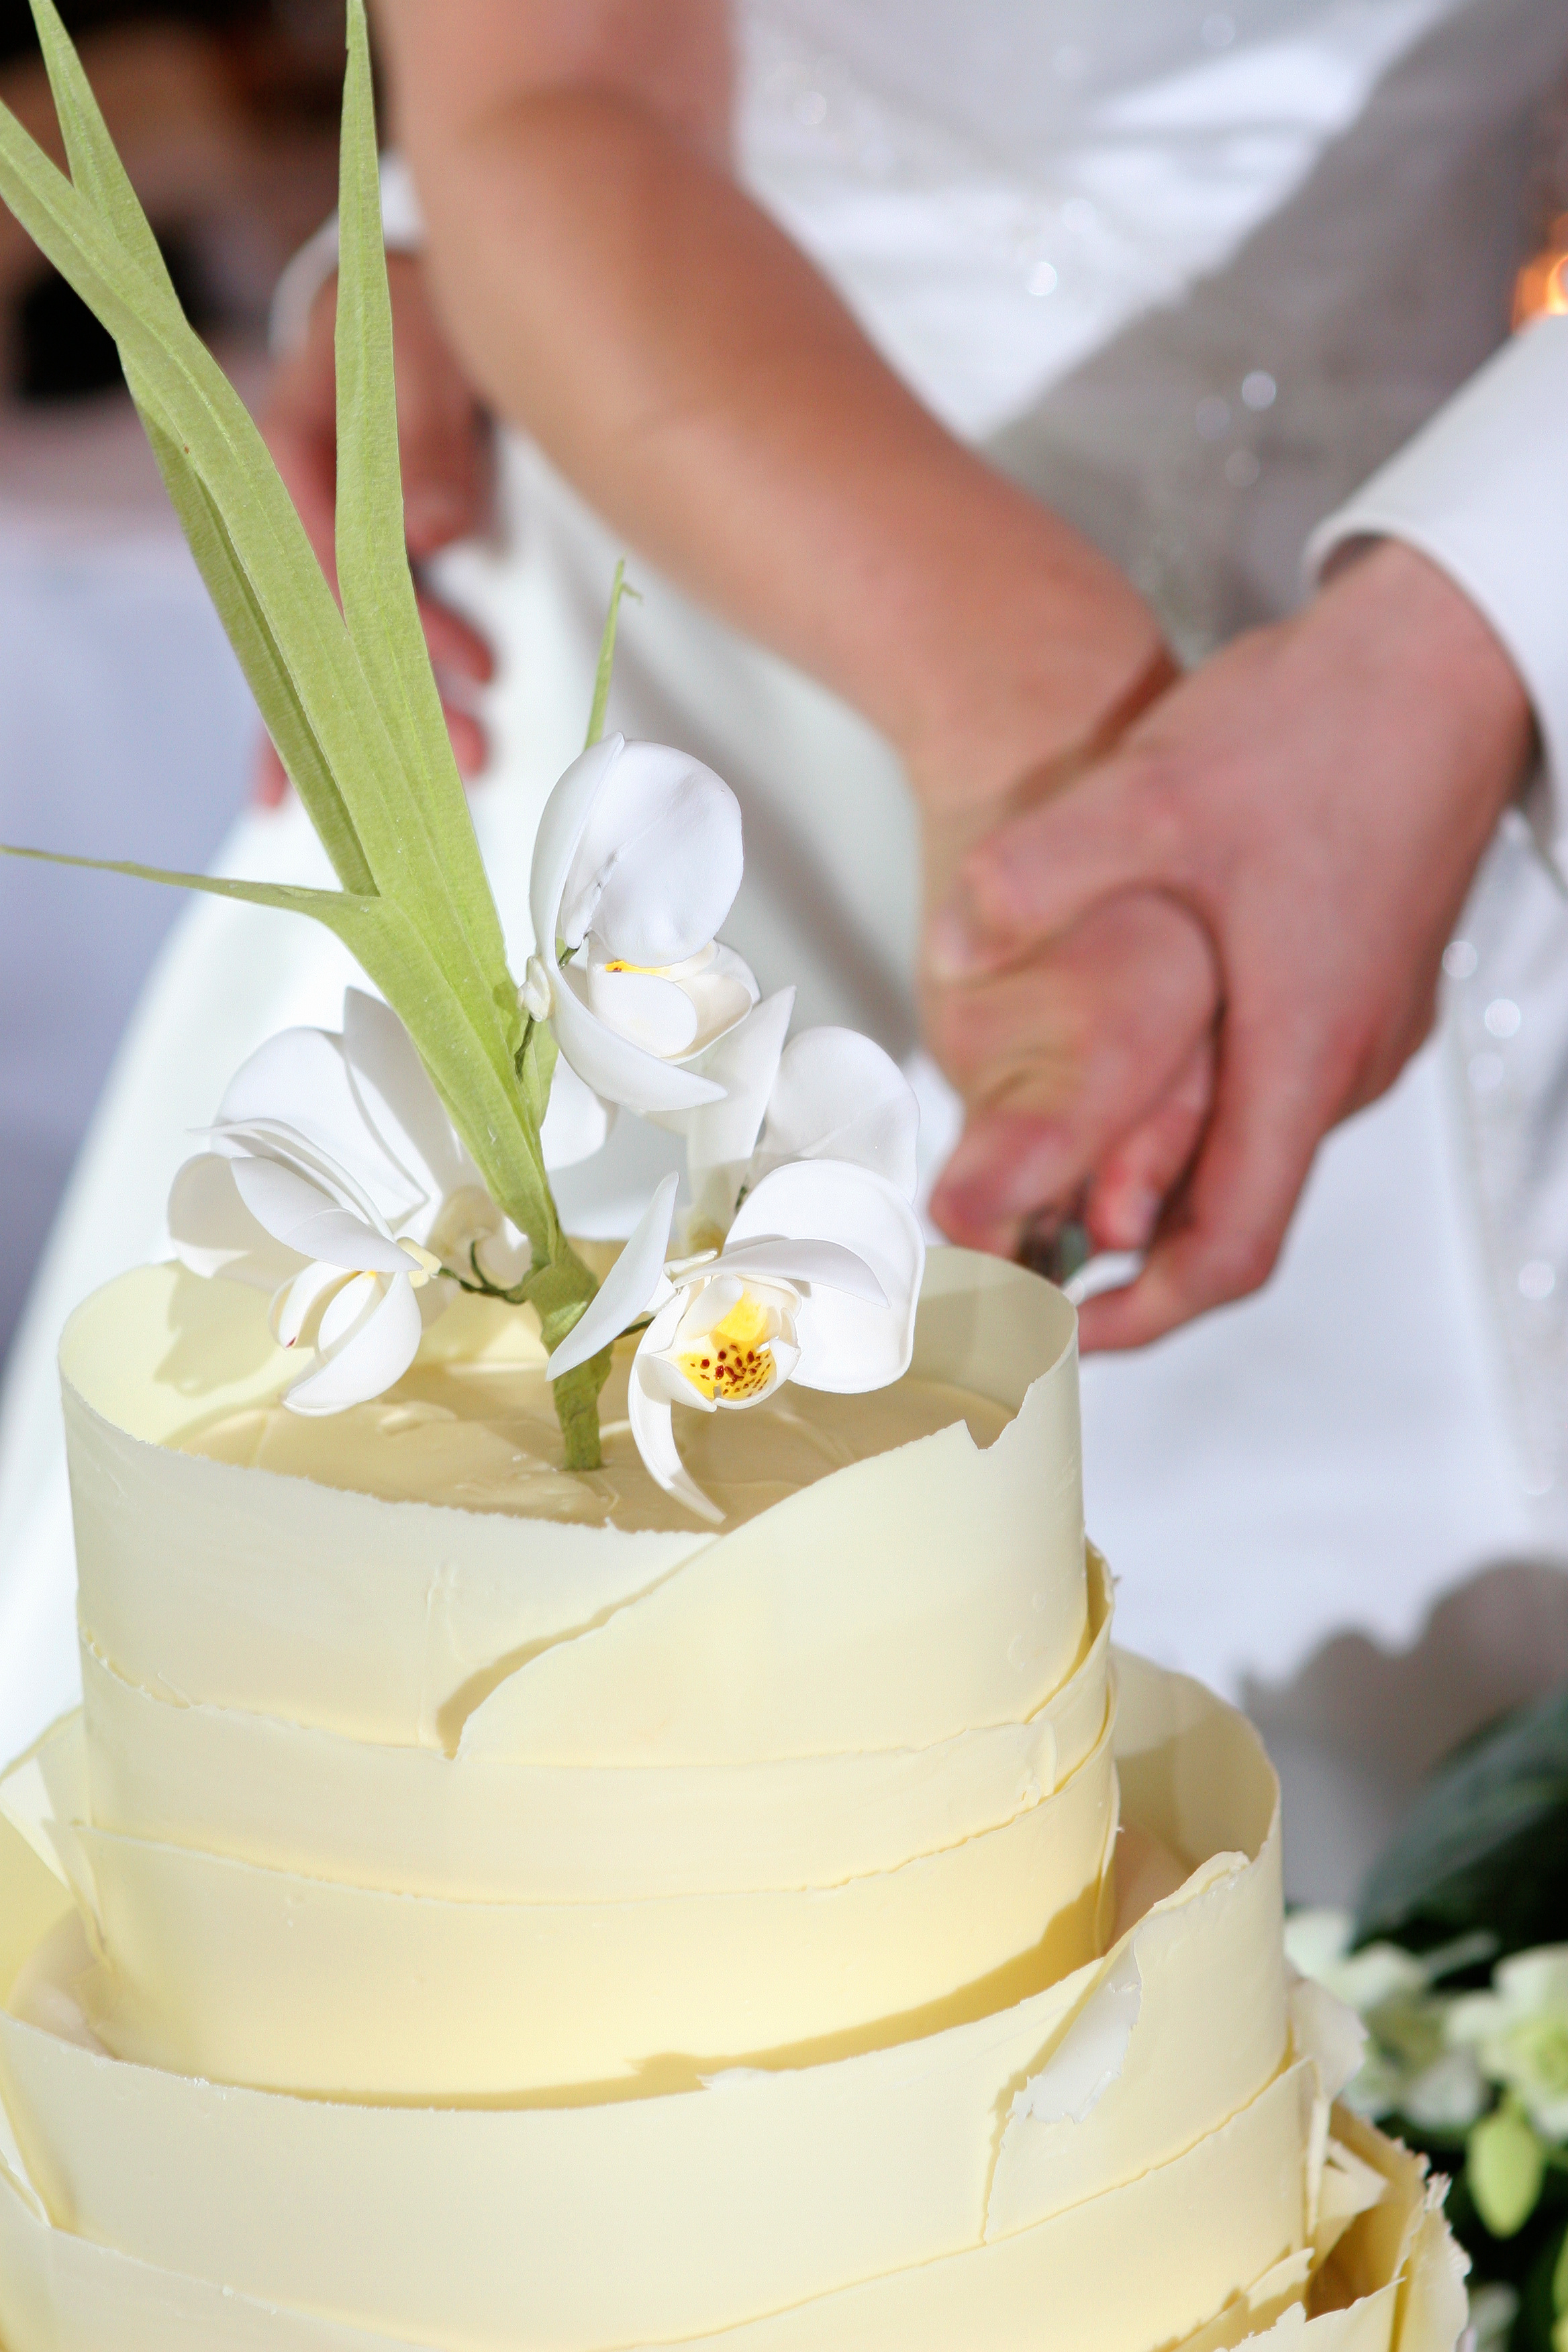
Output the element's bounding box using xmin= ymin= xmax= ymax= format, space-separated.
xmin=0 ymin=0 xmax=923 ymax=1516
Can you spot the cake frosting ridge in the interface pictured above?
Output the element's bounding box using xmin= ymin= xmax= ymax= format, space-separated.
xmin=0 ymin=1245 xmax=1466 ymax=2349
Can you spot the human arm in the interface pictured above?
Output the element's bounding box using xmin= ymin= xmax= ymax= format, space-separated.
xmin=369 ymin=0 xmax=1174 ymax=822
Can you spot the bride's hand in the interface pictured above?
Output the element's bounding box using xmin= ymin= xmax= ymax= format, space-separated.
xmin=928 ymin=541 xmax=1534 ymax=1348
xmin=255 ymin=252 xmax=495 ymax=804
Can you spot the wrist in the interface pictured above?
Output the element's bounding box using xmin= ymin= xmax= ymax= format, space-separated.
xmin=1320 ymin=538 xmax=1534 ymax=818
xmin=891 ymin=492 xmax=1173 ymax=826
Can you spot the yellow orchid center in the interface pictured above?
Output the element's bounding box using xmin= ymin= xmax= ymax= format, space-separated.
xmin=675 ymin=1291 xmax=777 ymax=1402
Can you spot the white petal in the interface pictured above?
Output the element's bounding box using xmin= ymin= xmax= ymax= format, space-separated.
xmin=677 ymin=939 xmax=761 ymax=1055
xmin=212 ymin=1118 xmax=385 ymax=1228
xmin=650 ymin=987 xmax=795 ymax=1224
xmin=230 ymin=1158 xmax=412 ymax=1274
xmin=168 ymin=1155 xmax=307 ymax=1291
xmin=544 ymin=1172 xmax=679 ymax=1380
xmin=316 ymin=1269 xmax=383 ymax=1356
xmin=629 ymin=1330 xmax=726 ymax=1524
xmin=539 ymin=1052 xmax=614 ymax=1172
xmin=583 ymin=963 xmax=701 ymax=1058
xmin=219 ymin=1026 xmax=425 ymax=1230
xmin=550 ymin=968 xmax=726 ymax=1116
xmin=717 ymin=1236 xmax=887 ymax=1305
xmin=283 ymin=1275 xmax=424 ymax=1416
xmin=562 ymin=742 xmax=743 ymax=967
xmin=528 ymin=734 xmax=625 ymax=973
xmin=271 ymin=1259 xmax=344 ymax=1348
xmin=728 ymin=1159 xmax=924 ymax=1393
xmin=750 ymin=1027 xmax=920 ymax=1200
xmin=340 ymin=988 xmax=478 ymax=1214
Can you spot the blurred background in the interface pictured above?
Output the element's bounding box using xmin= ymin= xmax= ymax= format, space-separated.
xmin=0 ymin=0 xmax=342 ymax=1367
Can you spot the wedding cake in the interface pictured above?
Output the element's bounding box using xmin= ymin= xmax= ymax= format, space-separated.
xmin=0 ymin=7 xmax=1465 ymax=2341
xmin=0 ymin=1242 xmax=1463 ymax=2350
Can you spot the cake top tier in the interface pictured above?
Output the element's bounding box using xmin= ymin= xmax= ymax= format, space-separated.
xmin=60 ymin=1250 xmax=1086 ymax=1761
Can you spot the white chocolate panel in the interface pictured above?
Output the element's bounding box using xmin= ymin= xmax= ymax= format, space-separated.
xmin=63 ymin=1272 xmax=705 ymax=1750
xmin=0 ymin=1668 xmax=1461 ymax=2350
xmin=62 ymin=1254 xmax=1083 ymax=1761
xmin=67 ymin=1724 xmax=1111 ymax=2096
xmin=77 ymin=1551 xmax=1110 ymax=1901
xmin=0 ymin=1672 xmax=1289 ymax=2346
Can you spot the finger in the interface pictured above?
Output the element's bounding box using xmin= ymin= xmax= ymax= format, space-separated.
xmin=254 ymin=734 xmax=289 ymax=807
xmin=1082 ymin=1033 xmax=1214 ymax=1253
xmin=925 ymin=892 xmax=1217 ymax=1255
xmin=928 ymin=746 xmax=1197 ymax=983
xmin=418 ymin=587 xmax=495 ymax=685
xmin=443 ymin=698 xmax=488 ymax=779
xmin=1075 ymin=1010 xmax=1326 ymax=1351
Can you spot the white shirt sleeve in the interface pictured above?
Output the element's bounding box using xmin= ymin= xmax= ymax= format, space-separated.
xmin=267 ymin=153 xmax=426 ymax=356
xmin=1306 ymin=317 xmax=1568 ymax=868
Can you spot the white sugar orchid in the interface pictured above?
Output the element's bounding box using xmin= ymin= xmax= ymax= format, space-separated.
xmin=167 ymin=989 xmax=605 ymax=1411
xmin=170 ymin=1137 xmax=444 ymax=1414
xmin=665 ymin=1003 xmax=922 ymax=1247
xmin=548 ymin=1036 xmax=924 ymax=1522
xmin=524 ymin=735 xmax=761 ymax=1118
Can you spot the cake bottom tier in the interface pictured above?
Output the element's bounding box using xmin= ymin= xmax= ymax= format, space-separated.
xmin=0 ymin=1657 xmax=1466 ymax=2352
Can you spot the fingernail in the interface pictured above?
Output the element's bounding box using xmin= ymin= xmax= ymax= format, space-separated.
xmin=927 ymin=906 xmax=984 ymax=981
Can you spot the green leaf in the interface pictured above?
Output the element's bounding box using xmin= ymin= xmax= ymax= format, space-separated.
xmin=1471 ymin=2104 xmax=1548 ymax=2239
xmin=585 ymin=558 xmax=640 ymax=749
xmin=0 ymin=840 xmax=556 ymax=1257
xmin=333 ymin=0 xmax=512 ymax=1014
xmin=1355 ymin=1687 xmax=1568 ymax=1962
xmin=21 ymin=0 xmax=369 ymax=887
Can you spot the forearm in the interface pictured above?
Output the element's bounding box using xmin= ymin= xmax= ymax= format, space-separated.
xmin=373 ymin=12 xmax=1165 ymax=803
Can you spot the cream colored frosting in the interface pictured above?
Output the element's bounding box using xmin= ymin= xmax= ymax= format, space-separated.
xmin=0 ymin=1248 xmax=1467 ymax=2348
xmin=175 ymin=1359 xmax=1011 ymax=1533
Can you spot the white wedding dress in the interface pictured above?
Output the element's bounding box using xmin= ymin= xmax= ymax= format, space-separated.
xmin=3 ymin=0 xmax=1568 ymax=1896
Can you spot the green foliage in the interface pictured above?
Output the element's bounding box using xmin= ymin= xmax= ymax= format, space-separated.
xmin=0 ymin=0 xmax=610 ymax=1463
xmin=1355 ymin=1686 xmax=1568 ymax=1964
xmin=585 ymin=558 xmax=640 ymax=751
xmin=1471 ymin=2104 xmax=1549 ymax=2239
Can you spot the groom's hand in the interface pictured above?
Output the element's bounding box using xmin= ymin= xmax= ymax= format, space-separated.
xmin=929 ymin=541 xmax=1534 ymax=1349
xmin=256 ymin=252 xmax=495 ymax=803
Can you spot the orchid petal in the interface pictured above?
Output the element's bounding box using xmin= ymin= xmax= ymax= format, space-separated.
xmin=230 ymin=1157 xmax=412 ymax=1273
xmin=316 ymin=1269 xmax=383 ymax=1356
xmin=638 ymin=1346 xmax=719 ymax=1412
xmin=728 ymin=1159 xmax=923 ymax=1393
xmin=340 ymin=987 xmax=479 ymax=1211
xmin=562 ymin=741 xmax=744 ymax=965
xmin=549 ymin=971 xmax=726 ymax=1116
xmin=712 ymin=1334 xmax=799 ymax=1404
xmin=539 ymin=1053 xmax=613 ymax=1171
xmin=630 ymin=1320 xmax=726 ymax=1525
xmin=711 ymin=1236 xmax=887 ymax=1304
xmin=650 ymin=987 xmax=795 ymax=1223
xmin=544 ymin=1171 xmax=680 ymax=1380
xmin=218 ymin=1026 xmax=425 ymax=1230
xmin=271 ymin=1257 xmax=343 ymax=1348
xmin=583 ymin=965 xmax=701 ymax=1059
xmin=677 ymin=940 xmax=761 ymax=1051
xmin=167 ymin=1153 xmax=305 ymax=1290
xmin=211 ymin=1116 xmax=386 ymax=1229
xmin=283 ymin=1273 xmax=424 ymax=1416
xmin=528 ymin=733 xmax=624 ymax=973
xmin=749 ymin=1028 xmax=920 ymax=1200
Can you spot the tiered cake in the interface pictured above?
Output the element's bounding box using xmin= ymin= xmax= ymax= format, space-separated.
xmin=0 ymin=1248 xmax=1462 ymax=2349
